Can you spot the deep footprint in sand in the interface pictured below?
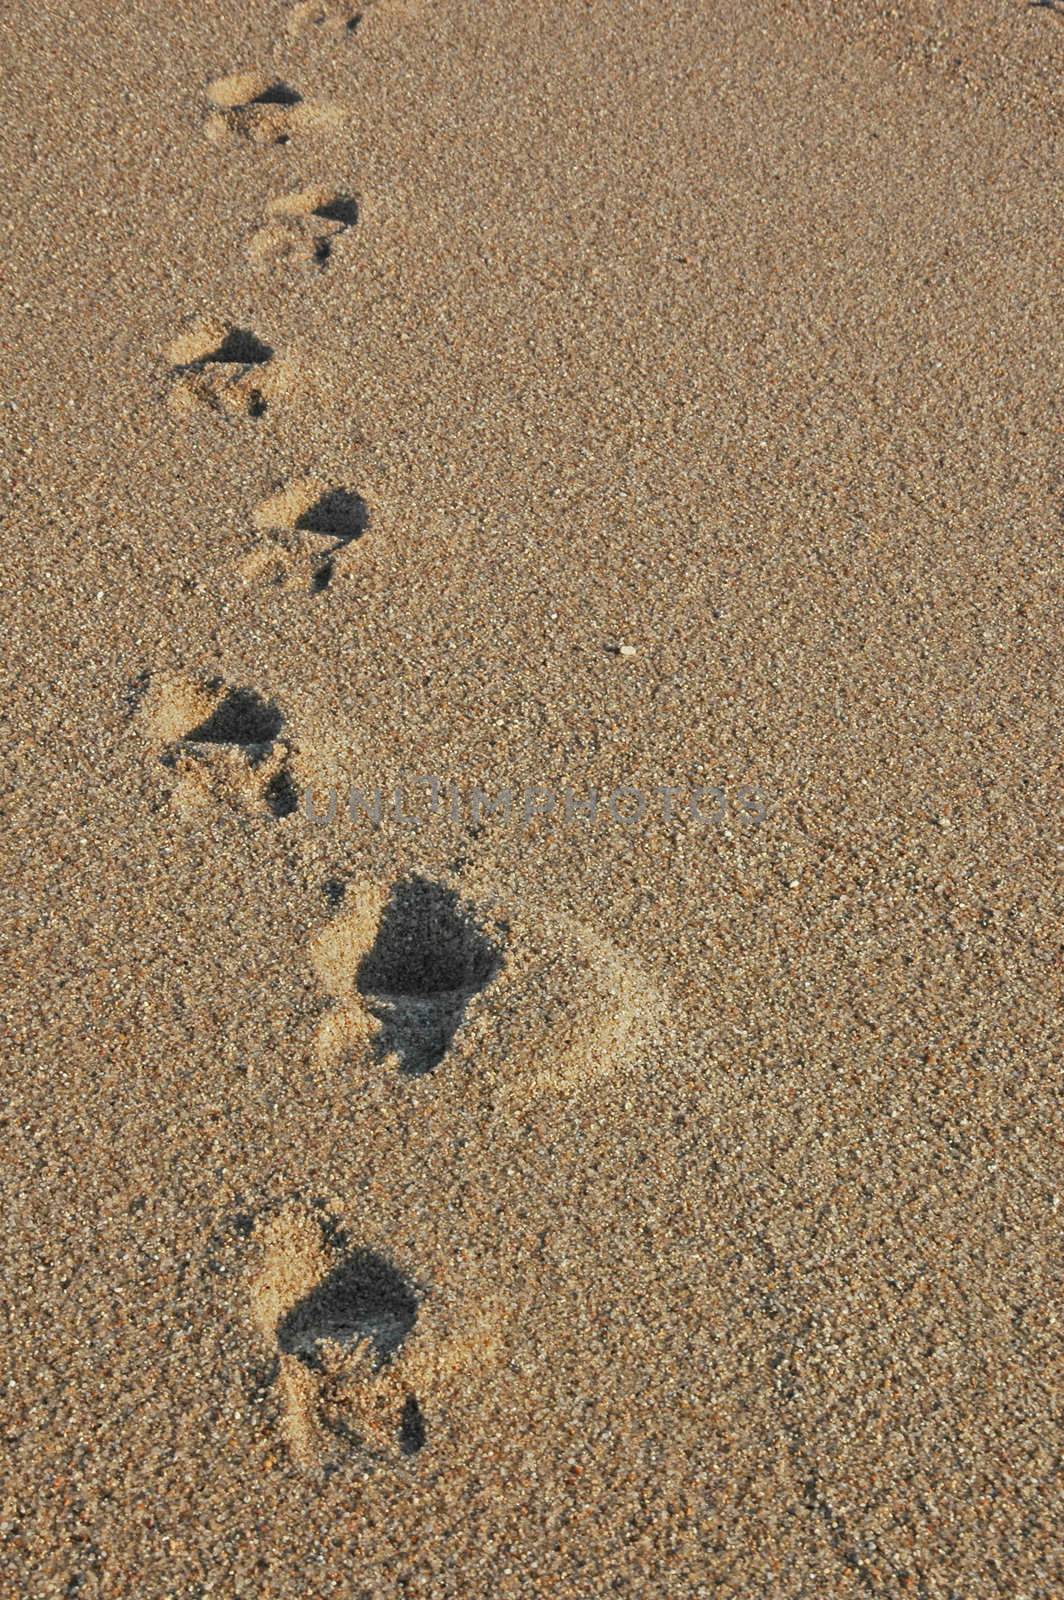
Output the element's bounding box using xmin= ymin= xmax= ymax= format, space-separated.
xmin=239 ymin=475 xmax=368 ymax=593
xmin=310 ymin=877 xmax=504 ymax=1075
xmin=247 ymin=1204 xmax=432 ymax=1465
xmin=248 ymin=187 xmax=358 ymax=271
xmin=311 ymin=878 xmax=660 ymax=1100
xmin=138 ymin=673 xmax=298 ymax=817
xmin=204 ymin=73 xmax=344 ymax=146
xmin=166 ymin=318 xmax=293 ymax=420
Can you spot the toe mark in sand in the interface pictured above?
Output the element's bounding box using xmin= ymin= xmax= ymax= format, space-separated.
xmin=398 ymin=1394 xmax=427 ymax=1455
xmin=357 ymin=877 xmax=503 ymax=1076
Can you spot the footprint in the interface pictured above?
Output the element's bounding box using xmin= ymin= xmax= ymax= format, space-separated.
xmin=312 ymin=879 xmax=661 ymax=1101
xmin=238 ymin=474 xmax=368 ymax=592
xmin=204 ymin=73 xmax=345 ymax=146
xmin=310 ymin=877 xmax=504 ymax=1075
xmin=139 ymin=673 xmax=298 ymax=818
xmin=285 ymin=0 xmax=430 ymax=32
xmin=166 ymin=318 xmax=292 ymax=420
xmin=248 ymin=187 xmax=358 ymax=271
xmin=286 ymin=1 xmax=363 ymax=35
xmin=248 ymin=1202 xmax=497 ymax=1467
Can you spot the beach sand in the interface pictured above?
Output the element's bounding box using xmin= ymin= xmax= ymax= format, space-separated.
xmin=1 ymin=0 xmax=1060 ymax=1594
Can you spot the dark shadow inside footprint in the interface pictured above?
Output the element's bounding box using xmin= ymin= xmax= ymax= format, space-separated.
xmin=296 ymin=488 xmax=368 ymax=542
xmin=278 ymin=1250 xmax=418 ymax=1368
xmin=357 ymin=877 xmax=502 ymax=1075
xmin=186 ymin=687 xmax=283 ymax=747
xmin=315 ymin=196 xmax=360 ymax=228
xmin=182 ymin=328 xmax=273 ymax=368
xmin=250 ymin=82 xmax=303 ymax=106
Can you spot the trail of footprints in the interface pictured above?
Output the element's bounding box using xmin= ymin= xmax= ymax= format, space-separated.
xmin=150 ymin=0 xmax=655 ymax=1473
xmin=244 ymin=878 xmax=656 ymax=1466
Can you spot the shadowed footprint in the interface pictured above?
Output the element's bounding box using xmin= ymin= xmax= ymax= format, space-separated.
xmin=167 ymin=319 xmax=289 ymax=420
xmin=186 ymin=686 xmax=283 ymax=748
xmin=248 ymin=187 xmax=359 ymax=271
xmin=248 ymin=1203 xmax=437 ymax=1465
xmin=205 ymin=73 xmax=343 ymax=145
xmin=243 ymin=476 xmax=368 ymax=592
xmin=357 ymin=877 xmax=503 ymax=1075
xmin=139 ymin=673 xmax=299 ymax=818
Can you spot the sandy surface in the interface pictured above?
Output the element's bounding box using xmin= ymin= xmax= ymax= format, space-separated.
xmin=1 ymin=0 xmax=1061 ymax=1594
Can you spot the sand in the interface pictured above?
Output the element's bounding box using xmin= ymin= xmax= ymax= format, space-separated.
xmin=1 ymin=0 xmax=1061 ymax=1594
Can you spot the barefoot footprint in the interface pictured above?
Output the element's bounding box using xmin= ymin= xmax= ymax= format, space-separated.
xmin=310 ymin=877 xmax=505 ymax=1075
xmin=310 ymin=876 xmax=661 ymax=1100
xmin=205 ymin=73 xmax=344 ymax=146
xmin=248 ymin=188 xmax=359 ymax=271
xmin=248 ymin=1201 xmax=503 ymax=1467
xmin=286 ymin=0 xmax=433 ymax=32
xmin=166 ymin=318 xmax=294 ymax=420
xmin=139 ymin=673 xmax=300 ymax=817
xmin=286 ymin=1 xmax=363 ymax=35
xmin=239 ymin=475 xmax=368 ymax=592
